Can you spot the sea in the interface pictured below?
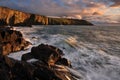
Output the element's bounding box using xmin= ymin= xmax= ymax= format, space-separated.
xmin=8 ymin=25 xmax=120 ymax=80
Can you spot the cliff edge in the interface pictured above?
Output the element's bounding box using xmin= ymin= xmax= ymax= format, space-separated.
xmin=0 ymin=6 xmax=93 ymax=26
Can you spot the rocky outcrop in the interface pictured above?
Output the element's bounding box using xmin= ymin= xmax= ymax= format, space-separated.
xmin=22 ymin=44 xmax=71 ymax=67
xmin=0 ymin=6 xmax=93 ymax=26
xmin=0 ymin=26 xmax=31 ymax=55
xmin=0 ymin=44 xmax=81 ymax=80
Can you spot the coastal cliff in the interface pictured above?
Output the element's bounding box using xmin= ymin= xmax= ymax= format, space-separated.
xmin=0 ymin=6 xmax=93 ymax=26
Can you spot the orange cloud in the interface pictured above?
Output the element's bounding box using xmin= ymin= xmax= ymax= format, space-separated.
xmin=92 ymin=12 xmax=103 ymax=15
xmin=81 ymin=7 xmax=105 ymax=16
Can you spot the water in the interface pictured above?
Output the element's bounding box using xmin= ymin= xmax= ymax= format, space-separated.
xmin=8 ymin=25 xmax=120 ymax=80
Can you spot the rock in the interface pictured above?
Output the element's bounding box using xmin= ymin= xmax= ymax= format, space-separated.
xmin=22 ymin=44 xmax=71 ymax=67
xmin=33 ymin=62 xmax=62 ymax=80
xmin=0 ymin=27 xmax=22 ymax=42
xmin=0 ymin=27 xmax=31 ymax=55
xmin=0 ymin=44 xmax=82 ymax=80
xmin=0 ymin=6 xmax=93 ymax=26
xmin=31 ymin=44 xmax=64 ymax=66
xmin=0 ymin=55 xmax=35 ymax=80
xmin=22 ymin=52 xmax=34 ymax=61
xmin=0 ymin=55 xmax=76 ymax=80
xmin=56 ymin=58 xmax=72 ymax=67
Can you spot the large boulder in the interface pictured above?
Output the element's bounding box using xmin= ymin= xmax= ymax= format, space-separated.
xmin=0 ymin=27 xmax=31 ymax=55
xmin=31 ymin=44 xmax=64 ymax=66
xmin=22 ymin=44 xmax=71 ymax=67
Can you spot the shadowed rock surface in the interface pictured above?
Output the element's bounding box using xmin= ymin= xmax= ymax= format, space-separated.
xmin=0 ymin=27 xmax=31 ymax=55
xmin=0 ymin=44 xmax=82 ymax=80
xmin=0 ymin=6 xmax=93 ymax=26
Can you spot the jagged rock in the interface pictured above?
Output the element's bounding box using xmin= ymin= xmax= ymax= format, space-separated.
xmin=0 ymin=55 xmax=78 ymax=80
xmin=0 ymin=6 xmax=93 ymax=26
xmin=0 ymin=27 xmax=31 ymax=55
xmin=56 ymin=58 xmax=72 ymax=67
xmin=0 ymin=43 xmax=82 ymax=80
xmin=31 ymin=44 xmax=64 ymax=66
xmin=22 ymin=44 xmax=71 ymax=67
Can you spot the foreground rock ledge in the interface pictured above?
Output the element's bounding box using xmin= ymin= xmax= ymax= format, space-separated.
xmin=0 ymin=44 xmax=82 ymax=80
xmin=0 ymin=26 xmax=31 ymax=55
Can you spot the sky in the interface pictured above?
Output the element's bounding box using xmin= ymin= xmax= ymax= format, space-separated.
xmin=0 ymin=0 xmax=120 ymax=24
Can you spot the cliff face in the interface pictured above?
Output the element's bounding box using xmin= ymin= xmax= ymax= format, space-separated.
xmin=0 ymin=7 xmax=93 ymax=26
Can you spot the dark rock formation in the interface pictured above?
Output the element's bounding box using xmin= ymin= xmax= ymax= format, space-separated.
xmin=0 ymin=44 xmax=81 ymax=80
xmin=0 ymin=6 xmax=93 ymax=26
xmin=22 ymin=44 xmax=71 ymax=67
xmin=56 ymin=58 xmax=72 ymax=67
xmin=0 ymin=27 xmax=31 ymax=55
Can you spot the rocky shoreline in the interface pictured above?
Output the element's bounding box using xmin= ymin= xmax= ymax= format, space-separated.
xmin=0 ymin=27 xmax=82 ymax=80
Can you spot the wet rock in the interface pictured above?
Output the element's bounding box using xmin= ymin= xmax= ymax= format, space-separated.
xmin=0 ymin=44 xmax=82 ymax=80
xmin=56 ymin=58 xmax=72 ymax=67
xmin=31 ymin=44 xmax=64 ymax=66
xmin=22 ymin=44 xmax=71 ymax=67
xmin=33 ymin=62 xmax=62 ymax=80
xmin=22 ymin=52 xmax=34 ymax=61
xmin=0 ymin=27 xmax=31 ymax=55
xmin=0 ymin=55 xmax=75 ymax=80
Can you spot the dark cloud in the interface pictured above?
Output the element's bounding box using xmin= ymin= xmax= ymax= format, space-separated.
xmin=109 ymin=0 xmax=120 ymax=7
xmin=110 ymin=2 xmax=120 ymax=7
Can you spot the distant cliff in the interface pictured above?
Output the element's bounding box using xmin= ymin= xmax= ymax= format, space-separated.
xmin=0 ymin=6 xmax=93 ymax=26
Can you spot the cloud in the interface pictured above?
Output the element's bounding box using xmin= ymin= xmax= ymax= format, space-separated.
xmin=110 ymin=2 xmax=120 ymax=7
xmin=84 ymin=15 xmax=120 ymax=23
xmin=109 ymin=0 xmax=120 ymax=7
xmin=0 ymin=0 xmax=119 ymax=23
xmin=92 ymin=12 xmax=103 ymax=15
xmin=0 ymin=0 xmax=106 ymax=16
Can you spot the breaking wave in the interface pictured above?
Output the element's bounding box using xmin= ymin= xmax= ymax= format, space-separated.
xmin=8 ymin=25 xmax=120 ymax=80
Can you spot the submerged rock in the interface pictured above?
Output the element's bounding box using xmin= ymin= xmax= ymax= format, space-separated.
xmin=0 ymin=26 xmax=31 ymax=55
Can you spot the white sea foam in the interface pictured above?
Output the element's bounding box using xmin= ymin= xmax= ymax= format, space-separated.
xmin=8 ymin=25 xmax=120 ymax=80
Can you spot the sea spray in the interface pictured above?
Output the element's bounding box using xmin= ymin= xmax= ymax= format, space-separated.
xmin=8 ymin=25 xmax=120 ymax=80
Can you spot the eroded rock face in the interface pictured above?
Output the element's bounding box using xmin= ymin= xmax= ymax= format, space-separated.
xmin=0 ymin=7 xmax=93 ymax=26
xmin=0 ymin=27 xmax=31 ymax=55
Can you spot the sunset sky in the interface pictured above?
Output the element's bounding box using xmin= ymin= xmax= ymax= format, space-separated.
xmin=0 ymin=0 xmax=120 ymax=24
